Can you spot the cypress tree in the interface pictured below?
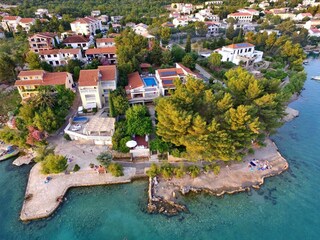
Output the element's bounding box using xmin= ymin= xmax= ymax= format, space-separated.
xmin=185 ymin=35 xmax=191 ymax=53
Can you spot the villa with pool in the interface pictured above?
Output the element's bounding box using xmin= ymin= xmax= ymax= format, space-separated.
xmin=125 ymin=63 xmax=196 ymax=103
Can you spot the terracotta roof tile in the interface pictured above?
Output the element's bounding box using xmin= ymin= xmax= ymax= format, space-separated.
xmin=19 ymin=18 xmax=35 ymax=24
xmin=63 ymin=35 xmax=89 ymax=43
xmin=98 ymin=65 xmax=116 ymax=81
xmin=15 ymin=71 xmax=68 ymax=86
xmin=85 ymin=47 xmax=116 ymax=55
xmin=78 ymin=69 xmax=99 ymax=86
xmin=96 ymin=38 xmax=115 ymax=43
xmin=226 ymin=42 xmax=254 ymax=49
xmin=39 ymin=48 xmax=81 ymax=55
xmin=126 ymin=72 xmax=144 ymax=90
xmin=2 ymin=16 xmax=19 ymax=21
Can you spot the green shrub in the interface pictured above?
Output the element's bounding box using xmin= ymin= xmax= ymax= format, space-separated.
xmin=96 ymin=152 xmax=112 ymax=166
xmin=213 ymin=166 xmax=220 ymax=175
xmin=188 ymin=165 xmax=200 ymax=178
xmin=41 ymin=154 xmax=67 ymax=174
xmin=64 ymin=133 xmax=71 ymax=141
xmin=89 ymin=163 xmax=94 ymax=168
xmin=73 ymin=164 xmax=80 ymax=172
xmin=174 ymin=164 xmax=186 ymax=178
xmin=119 ymin=136 xmax=131 ymax=153
xmin=160 ymin=163 xmax=175 ymax=179
xmin=146 ymin=163 xmax=160 ymax=178
xmin=107 ymin=163 xmax=124 ymax=177
xmin=171 ymin=148 xmax=181 ymax=158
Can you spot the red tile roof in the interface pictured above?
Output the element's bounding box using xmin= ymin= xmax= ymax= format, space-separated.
xmin=78 ymin=69 xmax=99 ymax=86
xmin=98 ymin=65 xmax=116 ymax=81
xmin=63 ymin=35 xmax=89 ymax=43
xmin=39 ymin=48 xmax=81 ymax=55
xmin=126 ymin=72 xmax=144 ymax=90
xmin=229 ymin=12 xmax=252 ymax=17
xmin=72 ymin=16 xmax=98 ymax=24
xmin=85 ymin=47 xmax=116 ymax=55
xmin=15 ymin=71 xmax=68 ymax=86
xmin=2 ymin=16 xmax=19 ymax=21
xmin=29 ymin=32 xmax=57 ymax=39
xmin=78 ymin=66 xmax=116 ymax=86
xmin=140 ymin=63 xmax=151 ymax=68
xmin=96 ymin=38 xmax=115 ymax=43
xmin=19 ymin=18 xmax=35 ymax=24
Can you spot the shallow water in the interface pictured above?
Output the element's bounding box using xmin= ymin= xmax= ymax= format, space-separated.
xmin=1 ymin=58 xmax=320 ymax=240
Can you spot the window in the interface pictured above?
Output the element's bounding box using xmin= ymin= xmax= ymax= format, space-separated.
xmin=48 ymin=55 xmax=51 ymax=58
xmin=53 ymin=54 xmax=57 ymax=57
xmin=248 ymin=48 xmax=252 ymax=52
xmin=49 ymin=61 xmax=53 ymax=65
xmin=55 ymin=61 xmax=59 ymax=65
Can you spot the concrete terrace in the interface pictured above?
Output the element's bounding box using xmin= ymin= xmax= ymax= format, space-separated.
xmin=20 ymin=163 xmax=136 ymax=221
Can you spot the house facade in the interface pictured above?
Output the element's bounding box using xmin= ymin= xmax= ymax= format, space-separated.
xmin=39 ymin=49 xmax=84 ymax=66
xmin=15 ymin=70 xmax=74 ymax=100
xmin=63 ymin=35 xmax=93 ymax=50
xmin=205 ymin=21 xmax=221 ymax=36
xmin=227 ymin=13 xmax=253 ymax=23
xmin=215 ymin=42 xmax=263 ymax=66
xmin=28 ymin=33 xmax=60 ymax=53
xmin=70 ymin=16 xmax=102 ymax=35
xmin=1 ymin=16 xmax=21 ymax=31
xmin=18 ymin=18 xmax=35 ymax=32
xmin=78 ymin=65 xmax=117 ymax=109
xmin=125 ymin=72 xmax=160 ymax=104
xmin=155 ymin=63 xmax=196 ymax=96
xmin=96 ymin=38 xmax=116 ymax=48
xmin=85 ymin=47 xmax=117 ymax=64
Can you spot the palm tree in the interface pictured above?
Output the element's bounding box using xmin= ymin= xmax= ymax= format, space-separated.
xmin=32 ymin=87 xmax=56 ymax=109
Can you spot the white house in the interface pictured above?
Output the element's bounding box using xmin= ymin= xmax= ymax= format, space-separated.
xmin=111 ymin=16 xmax=123 ymax=23
xmin=70 ymin=16 xmax=102 ymax=35
xmin=171 ymin=3 xmax=194 ymax=14
xmin=195 ymin=8 xmax=220 ymax=22
xmin=237 ymin=8 xmax=260 ymax=16
xmin=172 ymin=16 xmax=192 ymax=27
xmin=303 ymin=0 xmax=320 ymax=6
xmin=63 ymin=35 xmax=92 ymax=50
xmin=205 ymin=21 xmax=221 ymax=36
xmin=96 ymin=38 xmax=116 ymax=48
xmin=308 ymin=28 xmax=320 ymax=37
xmin=85 ymin=47 xmax=117 ymax=64
xmin=91 ymin=10 xmax=101 ymax=17
xmin=78 ymin=65 xmax=117 ymax=109
xmin=304 ymin=19 xmax=320 ymax=29
xmin=132 ymin=23 xmax=155 ymax=39
xmin=1 ymin=16 xmax=21 ymax=31
xmin=28 ymin=32 xmax=60 ymax=53
xmin=39 ymin=48 xmax=84 ymax=66
xmin=295 ymin=13 xmax=313 ymax=21
xmin=35 ymin=9 xmax=49 ymax=18
xmin=125 ymin=72 xmax=160 ymax=104
xmin=227 ymin=13 xmax=253 ymax=23
xmin=215 ymin=42 xmax=263 ymax=66
xmin=155 ymin=63 xmax=196 ymax=96
xmin=18 ymin=18 xmax=35 ymax=32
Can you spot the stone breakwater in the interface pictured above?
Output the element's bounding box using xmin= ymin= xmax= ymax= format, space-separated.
xmin=20 ymin=163 xmax=136 ymax=221
xmin=148 ymin=139 xmax=289 ymax=216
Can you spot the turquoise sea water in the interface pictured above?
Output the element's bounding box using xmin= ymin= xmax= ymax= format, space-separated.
xmin=1 ymin=59 xmax=320 ymax=240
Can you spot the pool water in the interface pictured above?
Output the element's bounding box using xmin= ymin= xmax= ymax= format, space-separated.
xmin=73 ymin=117 xmax=89 ymax=123
xmin=143 ymin=77 xmax=157 ymax=87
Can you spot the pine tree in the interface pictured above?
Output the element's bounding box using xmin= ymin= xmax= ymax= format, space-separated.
xmin=185 ymin=35 xmax=191 ymax=53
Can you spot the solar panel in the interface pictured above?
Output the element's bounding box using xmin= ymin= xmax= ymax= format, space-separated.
xmin=163 ymin=80 xmax=173 ymax=85
xmin=160 ymin=71 xmax=177 ymax=77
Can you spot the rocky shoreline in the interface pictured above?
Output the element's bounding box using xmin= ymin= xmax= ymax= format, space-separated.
xmin=147 ymin=139 xmax=289 ymax=216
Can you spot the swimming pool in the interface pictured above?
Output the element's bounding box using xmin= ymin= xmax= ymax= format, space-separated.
xmin=143 ymin=77 xmax=157 ymax=87
xmin=73 ymin=116 xmax=89 ymax=123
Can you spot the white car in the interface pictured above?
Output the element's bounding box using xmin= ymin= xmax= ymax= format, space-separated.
xmin=71 ymin=124 xmax=81 ymax=131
